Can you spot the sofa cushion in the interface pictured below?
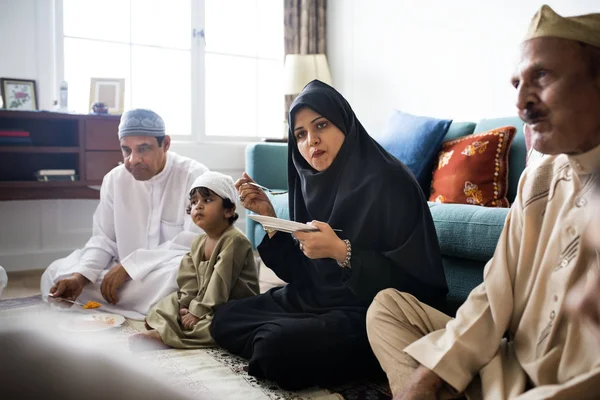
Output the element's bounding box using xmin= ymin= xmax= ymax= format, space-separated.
xmin=428 ymin=202 xmax=508 ymax=262
xmin=270 ymin=193 xmax=290 ymax=220
xmin=430 ymin=126 xmax=517 ymax=207
xmin=376 ymin=110 xmax=451 ymax=194
xmin=441 ymin=256 xmax=486 ymax=316
xmin=473 ymin=117 xmax=525 ymax=204
xmin=444 ymin=121 xmax=476 ymax=142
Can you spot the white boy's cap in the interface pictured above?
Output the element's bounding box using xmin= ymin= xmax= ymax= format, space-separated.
xmin=189 ymin=171 xmax=237 ymax=202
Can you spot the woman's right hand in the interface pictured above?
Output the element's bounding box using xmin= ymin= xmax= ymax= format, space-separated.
xmin=235 ymin=172 xmax=277 ymax=217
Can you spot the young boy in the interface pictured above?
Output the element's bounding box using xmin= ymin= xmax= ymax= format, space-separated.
xmin=130 ymin=171 xmax=259 ymax=350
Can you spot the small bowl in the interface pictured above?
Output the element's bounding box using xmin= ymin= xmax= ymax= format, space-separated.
xmin=91 ymin=102 xmax=109 ymax=114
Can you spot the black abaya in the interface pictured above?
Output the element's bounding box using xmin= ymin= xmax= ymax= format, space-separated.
xmin=210 ymin=80 xmax=447 ymax=390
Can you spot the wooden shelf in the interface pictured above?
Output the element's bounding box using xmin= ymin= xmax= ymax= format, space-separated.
xmin=0 ymin=181 xmax=87 ymax=188
xmin=86 ymin=180 xmax=103 ymax=186
xmin=0 ymin=110 xmax=119 ymax=121
xmin=0 ymin=146 xmax=80 ymax=153
xmin=0 ymin=181 xmax=100 ymax=201
xmin=0 ymin=110 xmax=120 ymax=200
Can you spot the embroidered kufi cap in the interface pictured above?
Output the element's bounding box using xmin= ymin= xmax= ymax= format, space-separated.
xmin=118 ymin=109 xmax=166 ymax=139
xmin=525 ymin=5 xmax=600 ymax=48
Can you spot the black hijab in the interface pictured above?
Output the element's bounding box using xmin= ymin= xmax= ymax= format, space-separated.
xmin=287 ymin=80 xmax=447 ymax=302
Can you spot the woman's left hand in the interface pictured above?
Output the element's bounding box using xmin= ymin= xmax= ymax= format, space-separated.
xmin=293 ymin=221 xmax=347 ymax=263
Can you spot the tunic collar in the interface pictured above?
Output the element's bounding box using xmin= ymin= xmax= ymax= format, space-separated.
xmin=145 ymin=151 xmax=173 ymax=185
xmin=568 ymin=142 xmax=600 ymax=176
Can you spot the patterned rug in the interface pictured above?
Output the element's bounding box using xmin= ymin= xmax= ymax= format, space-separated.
xmin=0 ymin=296 xmax=392 ymax=400
xmin=0 ymin=294 xmax=43 ymax=310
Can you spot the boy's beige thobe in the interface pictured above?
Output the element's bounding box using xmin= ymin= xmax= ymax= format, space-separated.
xmin=367 ymin=144 xmax=600 ymax=399
xmin=146 ymin=226 xmax=259 ymax=348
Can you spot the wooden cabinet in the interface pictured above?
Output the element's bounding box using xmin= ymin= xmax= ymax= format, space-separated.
xmin=85 ymin=151 xmax=123 ymax=181
xmin=85 ymin=119 xmax=121 ymax=150
xmin=0 ymin=110 xmax=122 ymax=200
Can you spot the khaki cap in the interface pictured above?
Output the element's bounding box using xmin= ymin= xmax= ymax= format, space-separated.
xmin=525 ymin=5 xmax=600 ymax=48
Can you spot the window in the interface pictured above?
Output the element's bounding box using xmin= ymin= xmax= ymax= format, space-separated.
xmin=60 ymin=0 xmax=283 ymax=140
xmin=204 ymin=0 xmax=283 ymax=139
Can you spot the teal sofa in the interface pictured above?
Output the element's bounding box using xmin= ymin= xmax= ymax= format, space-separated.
xmin=245 ymin=117 xmax=526 ymax=315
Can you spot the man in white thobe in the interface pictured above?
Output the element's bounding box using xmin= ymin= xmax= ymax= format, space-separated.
xmin=41 ymin=109 xmax=208 ymax=320
xmin=366 ymin=6 xmax=600 ymax=400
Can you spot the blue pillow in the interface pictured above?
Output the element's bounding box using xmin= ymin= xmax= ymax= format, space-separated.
xmin=376 ymin=110 xmax=452 ymax=195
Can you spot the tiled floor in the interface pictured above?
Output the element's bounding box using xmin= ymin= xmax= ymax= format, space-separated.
xmin=1 ymin=269 xmax=43 ymax=300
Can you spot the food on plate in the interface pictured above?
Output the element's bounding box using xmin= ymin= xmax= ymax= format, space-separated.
xmin=83 ymin=301 xmax=101 ymax=309
xmin=91 ymin=315 xmax=116 ymax=325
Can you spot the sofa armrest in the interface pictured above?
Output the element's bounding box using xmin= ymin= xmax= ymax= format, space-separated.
xmin=245 ymin=142 xmax=289 ymax=248
xmin=245 ymin=143 xmax=288 ymax=189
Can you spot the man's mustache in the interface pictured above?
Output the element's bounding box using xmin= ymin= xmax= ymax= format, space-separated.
xmin=126 ymin=163 xmax=147 ymax=171
xmin=521 ymin=107 xmax=546 ymax=123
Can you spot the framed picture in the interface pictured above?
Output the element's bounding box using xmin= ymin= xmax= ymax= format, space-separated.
xmin=89 ymin=78 xmax=125 ymax=114
xmin=0 ymin=78 xmax=38 ymax=111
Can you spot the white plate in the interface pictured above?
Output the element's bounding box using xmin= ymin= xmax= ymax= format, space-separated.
xmin=58 ymin=313 xmax=125 ymax=332
xmin=248 ymin=215 xmax=318 ymax=234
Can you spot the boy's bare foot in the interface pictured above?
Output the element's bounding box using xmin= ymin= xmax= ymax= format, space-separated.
xmin=129 ymin=331 xmax=169 ymax=352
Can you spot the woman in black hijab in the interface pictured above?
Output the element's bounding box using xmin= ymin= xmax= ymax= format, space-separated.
xmin=210 ymin=80 xmax=447 ymax=390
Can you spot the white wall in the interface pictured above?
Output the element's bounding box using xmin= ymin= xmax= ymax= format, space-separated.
xmin=0 ymin=0 xmax=57 ymax=110
xmin=327 ymin=0 xmax=600 ymax=135
xmin=0 ymin=0 xmax=246 ymax=272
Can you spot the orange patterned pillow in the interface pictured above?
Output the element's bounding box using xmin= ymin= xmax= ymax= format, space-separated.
xmin=429 ymin=126 xmax=516 ymax=207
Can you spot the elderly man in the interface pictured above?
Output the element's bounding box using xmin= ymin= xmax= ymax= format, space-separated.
xmin=41 ymin=109 xmax=208 ymax=320
xmin=366 ymin=5 xmax=600 ymax=400
xmin=567 ymin=177 xmax=600 ymax=343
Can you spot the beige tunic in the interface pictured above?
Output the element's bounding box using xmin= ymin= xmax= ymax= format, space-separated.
xmin=405 ymin=144 xmax=600 ymax=399
xmin=145 ymin=226 xmax=259 ymax=348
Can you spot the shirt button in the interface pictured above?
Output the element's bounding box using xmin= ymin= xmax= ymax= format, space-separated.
xmin=553 ymin=295 xmax=558 ymax=302
xmin=560 ymin=259 xmax=568 ymax=268
xmin=550 ymin=310 xmax=556 ymax=319
xmin=576 ymin=198 xmax=587 ymax=207
xmin=567 ymin=227 xmax=576 ymax=236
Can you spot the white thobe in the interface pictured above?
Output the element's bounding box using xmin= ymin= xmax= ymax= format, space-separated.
xmin=41 ymin=151 xmax=209 ymax=320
